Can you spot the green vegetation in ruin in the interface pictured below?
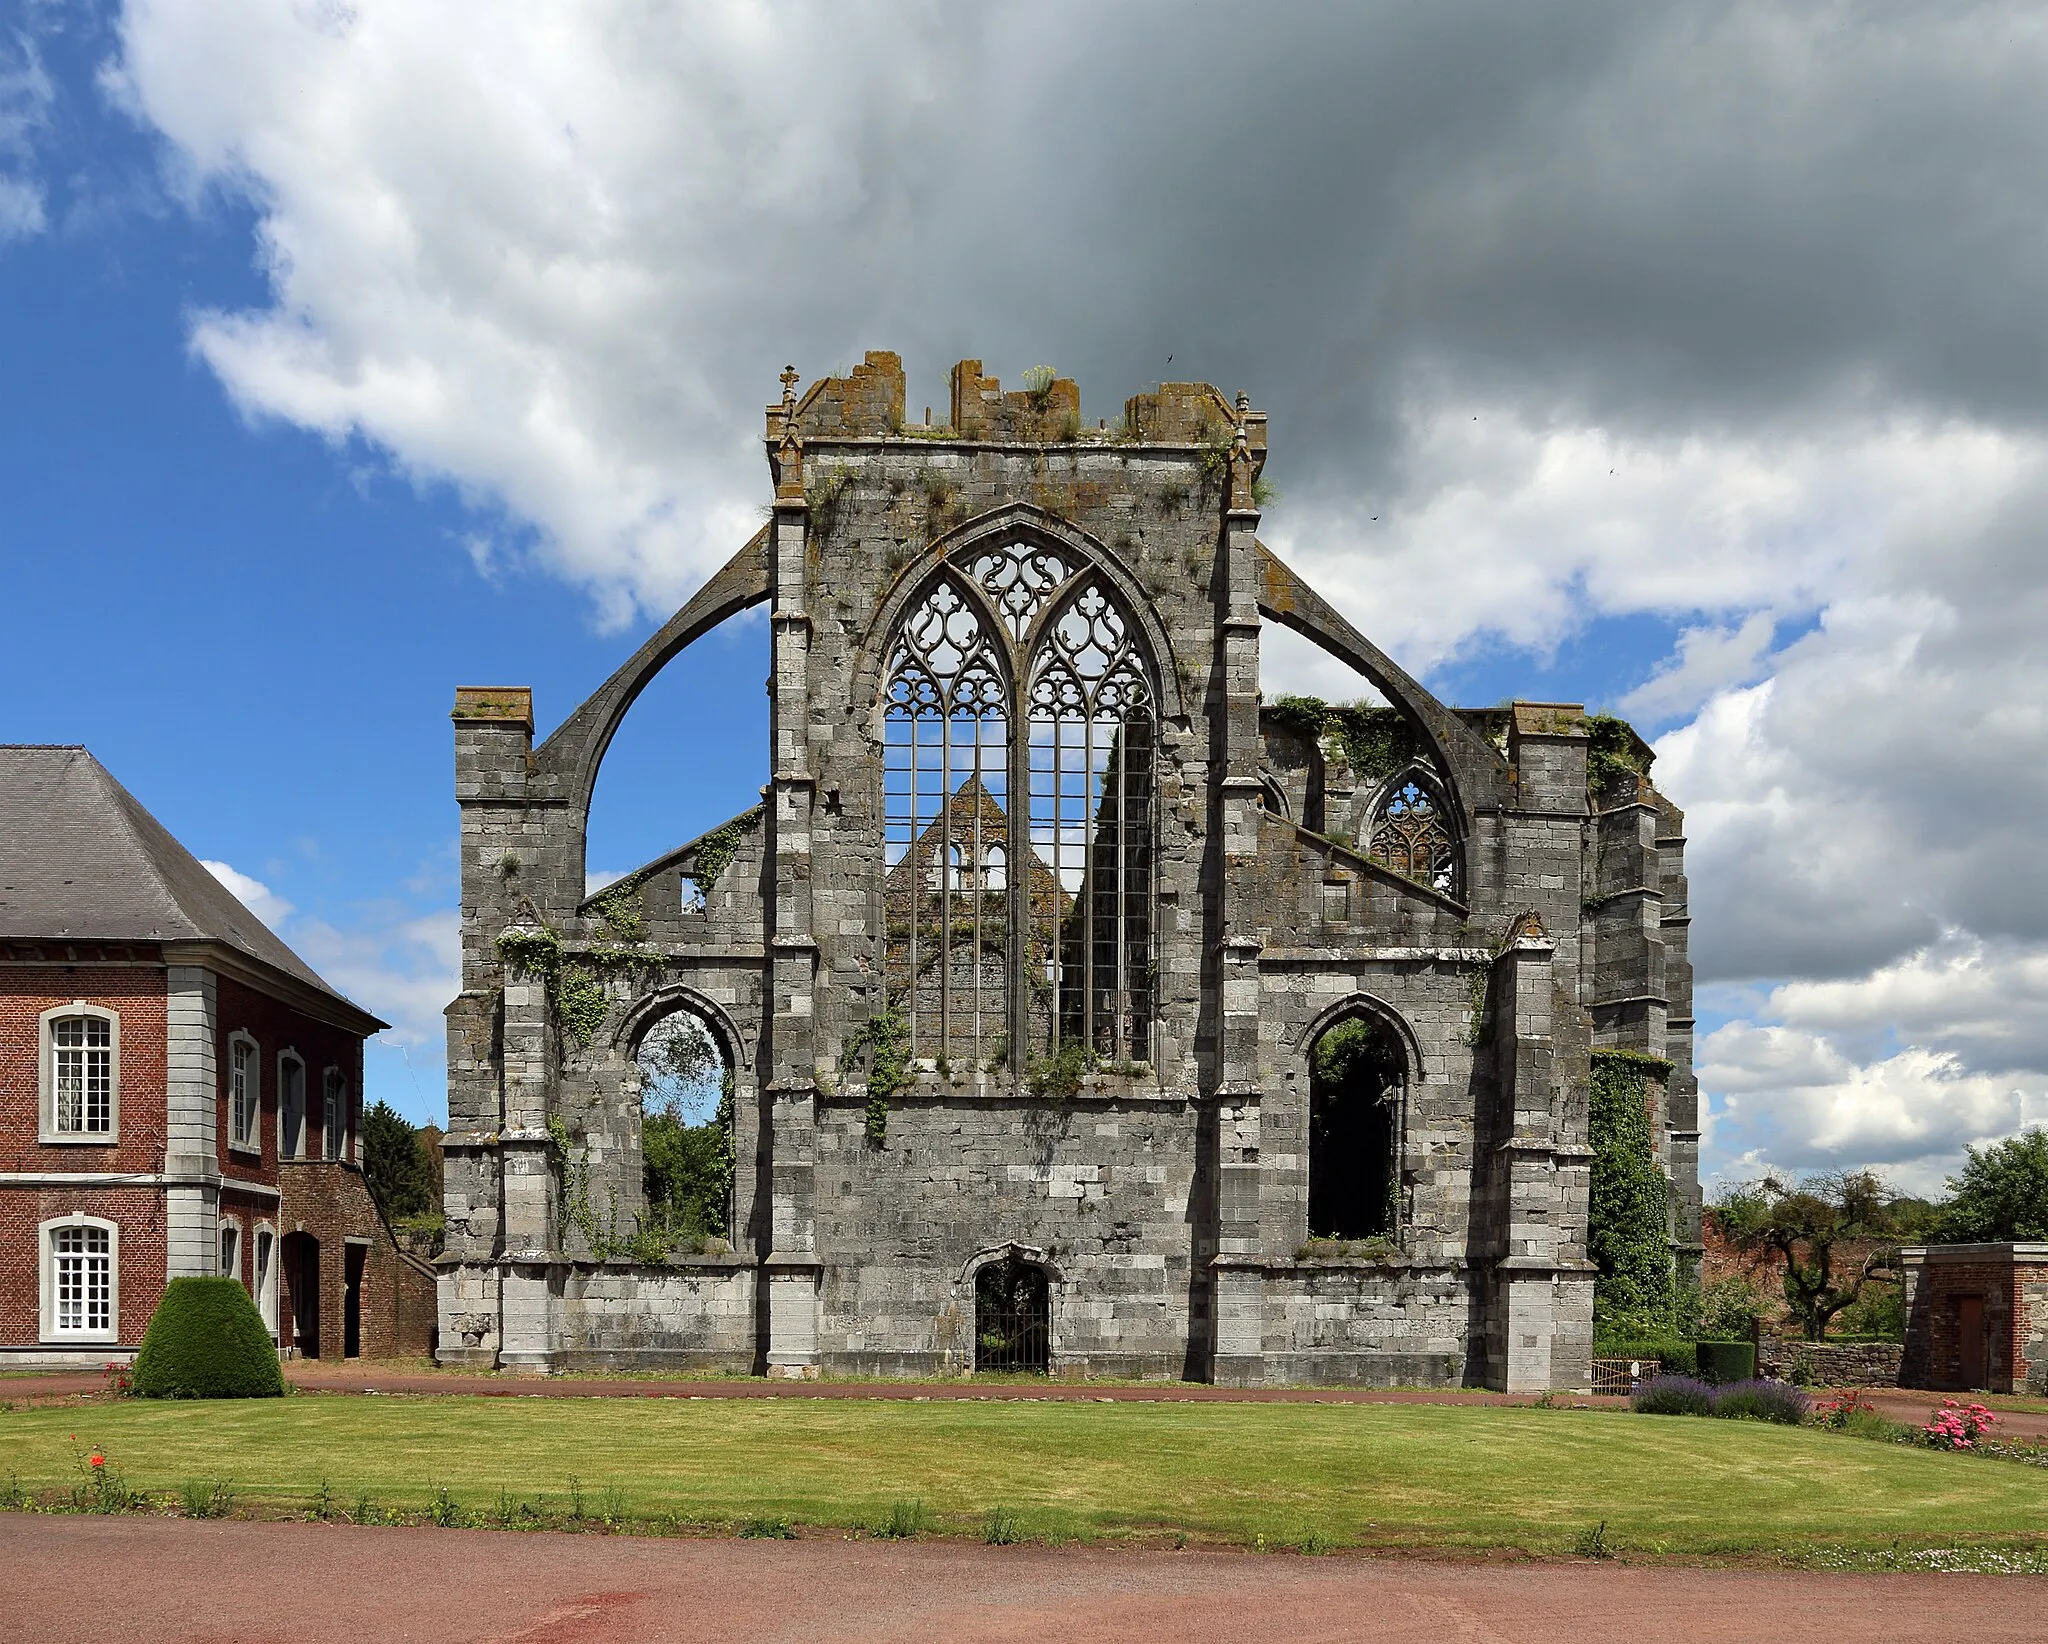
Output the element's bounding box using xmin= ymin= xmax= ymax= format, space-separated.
xmin=1589 ymin=1049 xmax=1678 ymax=1340
xmin=11 ymin=1395 xmax=2048 ymax=1558
xmin=689 ymin=807 xmax=763 ymax=897
xmin=1264 ymin=695 xmax=1414 ymax=783
xmin=1026 ymin=1040 xmax=1094 ymax=1098
xmin=554 ymin=966 xmax=610 ymax=1049
xmin=1585 ymin=713 xmax=1650 ymax=802
xmin=494 ymin=923 xmax=563 ymax=975
xmin=588 ymin=878 xmax=647 ymax=942
xmin=847 ymin=1006 xmax=910 ymax=1146
xmin=1020 ymin=365 xmax=1058 ymax=410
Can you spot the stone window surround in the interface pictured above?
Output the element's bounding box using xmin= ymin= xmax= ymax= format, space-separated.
xmin=218 ymin=1213 xmax=244 ymax=1282
xmin=321 ymin=1066 xmax=347 ymax=1162
xmin=251 ymin=1219 xmax=280 ymax=1336
xmin=227 ymin=1030 xmax=262 ymax=1156
xmin=276 ymin=1049 xmax=307 ymax=1160
xmin=39 ymin=1213 xmax=120 ymax=1343
xmin=39 ymin=1000 xmax=119 ymax=1145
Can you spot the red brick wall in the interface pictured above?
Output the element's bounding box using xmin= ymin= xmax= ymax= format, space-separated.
xmin=276 ymin=1161 xmax=436 ymax=1359
xmin=0 ymin=1187 xmax=168 ymax=1350
xmin=1 ymin=969 xmax=171 ymax=1352
xmin=0 ymin=966 xmax=169 ymax=1174
xmin=1903 ymin=1255 xmax=2021 ymax=1392
xmin=214 ymin=974 xmax=363 ymax=1181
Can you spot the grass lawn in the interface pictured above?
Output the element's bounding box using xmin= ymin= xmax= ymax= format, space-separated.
xmin=4 ymin=1394 xmax=2046 ymax=1557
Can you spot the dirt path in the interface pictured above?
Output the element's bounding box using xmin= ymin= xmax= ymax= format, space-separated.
xmin=4 ymin=1516 xmax=2043 ymax=1643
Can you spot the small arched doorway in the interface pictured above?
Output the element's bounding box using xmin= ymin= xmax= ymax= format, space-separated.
xmin=974 ymin=1253 xmax=1050 ymax=1373
xmin=1307 ymin=1014 xmax=1404 ymax=1240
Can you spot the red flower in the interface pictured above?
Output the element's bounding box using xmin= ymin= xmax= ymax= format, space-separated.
xmin=89 ymin=1454 xmax=105 ymax=1469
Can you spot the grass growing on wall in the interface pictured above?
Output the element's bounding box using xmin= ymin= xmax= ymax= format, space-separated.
xmin=5 ymin=1395 xmax=2047 ymax=1556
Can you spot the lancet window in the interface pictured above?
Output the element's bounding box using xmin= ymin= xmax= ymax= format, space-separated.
xmin=881 ymin=540 xmax=1156 ymax=1073
xmin=1366 ymin=772 xmax=1458 ymax=895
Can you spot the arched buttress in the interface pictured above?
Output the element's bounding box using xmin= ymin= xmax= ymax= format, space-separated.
xmin=1254 ymin=541 xmax=1507 ymax=823
xmin=531 ymin=525 xmax=774 ymax=838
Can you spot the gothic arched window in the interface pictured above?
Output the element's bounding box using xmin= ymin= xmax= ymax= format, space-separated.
xmin=1366 ymin=770 xmax=1458 ymax=896
xmin=883 ymin=574 xmax=1010 ymax=1066
xmin=880 ymin=541 xmax=1157 ymax=1073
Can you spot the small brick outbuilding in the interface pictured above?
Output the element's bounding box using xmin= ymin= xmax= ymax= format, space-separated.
xmin=1899 ymin=1243 xmax=2048 ymax=1394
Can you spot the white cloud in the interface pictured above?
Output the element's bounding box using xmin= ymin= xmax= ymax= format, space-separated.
xmin=1619 ymin=612 xmax=1777 ymax=725
xmin=0 ymin=29 xmax=54 ymax=239
xmin=111 ymin=2 xmax=2048 ymax=1186
xmin=290 ymin=906 xmax=460 ymax=1055
xmin=201 ymin=858 xmax=295 ymax=930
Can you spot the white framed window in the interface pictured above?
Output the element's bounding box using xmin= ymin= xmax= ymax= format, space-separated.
xmin=219 ymin=1217 xmax=243 ymax=1282
xmin=278 ymin=1053 xmax=306 ymax=1159
xmin=252 ymin=1222 xmax=278 ymax=1336
xmin=39 ymin=1003 xmax=119 ymax=1142
xmin=228 ymin=1032 xmax=261 ymax=1153
xmin=39 ymin=1216 xmax=119 ymax=1342
xmin=322 ymin=1068 xmax=344 ymax=1161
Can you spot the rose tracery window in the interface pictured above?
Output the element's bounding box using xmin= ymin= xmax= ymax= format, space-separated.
xmin=1366 ymin=772 xmax=1458 ymax=895
xmin=881 ymin=542 xmax=1156 ymax=1073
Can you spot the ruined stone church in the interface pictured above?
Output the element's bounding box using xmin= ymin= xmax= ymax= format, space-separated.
xmin=439 ymin=354 xmax=1700 ymax=1391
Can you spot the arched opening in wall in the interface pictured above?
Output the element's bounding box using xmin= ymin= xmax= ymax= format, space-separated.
xmin=1307 ymin=1015 xmax=1404 ymax=1241
xmin=974 ymin=1253 xmax=1050 ymax=1373
xmin=585 ymin=611 xmax=769 ymax=895
xmin=281 ymin=1230 xmax=320 ymax=1358
xmin=635 ymin=1009 xmax=734 ymax=1246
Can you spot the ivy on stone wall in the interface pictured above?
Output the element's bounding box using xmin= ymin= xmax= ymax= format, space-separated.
xmin=554 ymin=966 xmax=610 ymax=1050
xmin=848 ymin=1006 xmax=910 ymax=1147
xmin=689 ymin=806 xmax=764 ymax=896
xmin=1589 ymin=1048 xmax=1677 ymax=1338
xmin=588 ymin=878 xmax=647 ymax=942
xmin=1264 ymin=695 xmax=1416 ymax=783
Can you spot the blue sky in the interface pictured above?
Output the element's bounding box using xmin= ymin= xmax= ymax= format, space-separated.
xmin=6 ymin=3 xmax=2048 ymax=1197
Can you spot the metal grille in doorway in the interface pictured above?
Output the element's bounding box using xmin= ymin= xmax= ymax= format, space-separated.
xmin=975 ymin=1256 xmax=1050 ymax=1373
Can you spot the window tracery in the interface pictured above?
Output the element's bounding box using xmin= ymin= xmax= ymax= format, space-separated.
xmin=1366 ymin=772 xmax=1458 ymax=895
xmin=879 ymin=543 xmax=1156 ymax=1074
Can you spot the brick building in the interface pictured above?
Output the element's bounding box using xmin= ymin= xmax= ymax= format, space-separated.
xmin=1900 ymin=1243 xmax=2048 ymax=1394
xmin=441 ymin=356 xmax=1698 ymax=1391
xmin=0 ymin=746 xmax=435 ymax=1366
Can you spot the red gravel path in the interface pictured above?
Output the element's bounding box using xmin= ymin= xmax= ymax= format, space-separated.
xmin=4 ymin=1516 xmax=2044 ymax=1643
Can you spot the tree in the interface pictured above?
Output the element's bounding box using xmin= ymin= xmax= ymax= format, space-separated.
xmin=1715 ymin=1170 xmax=1899 ymax=1341
xmin=1936 ymin=1129 xmax=2048 ymax=1242
xmin=362 ymin=1099 xmax=435 ymax=1221
xmin=638 ymin=1013 xmax=733 ymax=1240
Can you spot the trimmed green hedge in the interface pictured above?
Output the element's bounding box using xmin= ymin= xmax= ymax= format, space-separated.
xmin=1598 ymin=1338 xmax=1694 ymax=1376
xmin=1694 ymin=1340 xmax=1757 ymax=1385
xmin=130 ymin=1277 xmax=284 ymax=1399
xmin=1595 ymin=1338 xmax=1757 ymax=1384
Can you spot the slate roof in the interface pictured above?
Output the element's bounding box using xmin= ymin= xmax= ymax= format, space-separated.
xmin=0 ymin=745 xmax=383 ymax=1026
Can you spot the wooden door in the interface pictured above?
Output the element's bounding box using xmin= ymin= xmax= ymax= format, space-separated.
xmin=1958 ymin=1294 xmax=1987 ymax=1388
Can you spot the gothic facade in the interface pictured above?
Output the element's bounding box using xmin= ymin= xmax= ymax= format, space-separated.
xmin=439 ymin=354 xmax=1700 ymax=1390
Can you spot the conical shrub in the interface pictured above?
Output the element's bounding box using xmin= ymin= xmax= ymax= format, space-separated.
xmin=130 ymin=1276 xmax=285 ymax=1399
